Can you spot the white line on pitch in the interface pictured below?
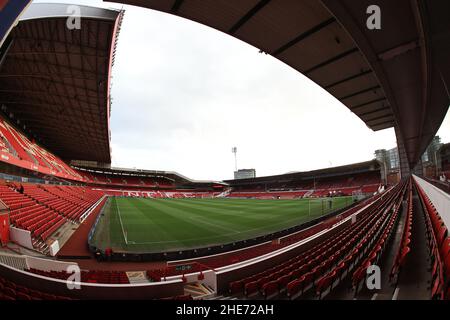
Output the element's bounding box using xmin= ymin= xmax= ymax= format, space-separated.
xmin=116 ymin=199 xmax=128 ymax=245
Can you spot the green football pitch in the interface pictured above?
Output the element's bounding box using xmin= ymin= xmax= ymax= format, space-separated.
xmin=90 ymin=196 xmax=354 ymax=253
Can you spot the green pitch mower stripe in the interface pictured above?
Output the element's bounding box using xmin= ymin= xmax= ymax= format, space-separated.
xmin=90 ymin=196 xmax=353 ymax=253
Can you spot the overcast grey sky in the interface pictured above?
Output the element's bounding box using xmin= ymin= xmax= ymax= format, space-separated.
xmin=34 ymin=1 xmax=450 ymax=181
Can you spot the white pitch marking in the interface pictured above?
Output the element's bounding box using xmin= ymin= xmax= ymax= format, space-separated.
xmin=119 ymin=198 xmax=345 ymax=245
xmin=116 ymin=199 xmax=128 ymax=245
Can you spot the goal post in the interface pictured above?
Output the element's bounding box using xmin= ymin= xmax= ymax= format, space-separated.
xmin=352 ymin=190 xmax=365 ymax=203
xmin=308 ymin=197 xmax=334 ymax=216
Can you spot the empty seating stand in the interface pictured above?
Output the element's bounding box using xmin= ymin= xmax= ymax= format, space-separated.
xmin=0 ymin=184 xmax=65 ymax=245
xmin=40 ymin=185 xmax=103 ymax=221
xmin=76 ymin=169 xmax=175 ymax=188
xmin=0 ymin=117 xmax=82 ymax=181
xmin=28 ymin=268 xmax=129 ymax=284
xmin=0 ymin=275 xmax=72 ymax=300
xmin=227 ymin=181 xmax=407 ymax=300
xmin=350 ymin=183 xmax=406 ymax=297
xmin=228 ymin=171 xmax=381 ymax=199
xmin=389 ymin=180 xmax=413 ymax=284
xmin=0 ymin=183 xmax=104 ymax=253
xmin=415 ymin=180 xmax=450 ymax=299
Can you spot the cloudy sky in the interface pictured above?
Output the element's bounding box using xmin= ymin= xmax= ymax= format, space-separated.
xmin=35 ymin=0 xmax=450 ymax=181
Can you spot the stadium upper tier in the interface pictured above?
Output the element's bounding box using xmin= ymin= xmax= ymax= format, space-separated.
xmin=0 ymin=111 xmax=225 ymax=186
xmin=0 ymin=115 xmax=83 ymax=181
xmin=226 ymin=160 xmax=382 ymax=192
xmin=75 ymin=169 xmax=175 ymax=188
xmin=73 ymin=165 xmax=228 ymax=190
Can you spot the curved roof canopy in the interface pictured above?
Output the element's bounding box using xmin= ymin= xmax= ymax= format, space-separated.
xmin=73 ymin=165 xmax=228 ymax=187
xmin=0 ymin=3 xmax=123 ymax=163
xmin=110 ymin=0 xmax=449 ymax=170
xmin=224 ymin=159 xmax=380 ymax=186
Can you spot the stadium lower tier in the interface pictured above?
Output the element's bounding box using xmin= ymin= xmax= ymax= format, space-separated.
xmin=94 ymin=184 xmax=379 ymax=200
xmin=0 ymin=179 xmax=378 ymax=255
xmin=0 ymin=275 xmax=73 ymax=300
xmin=28 ymin=268 xmax=129 ymax=284
xmin=96 ymin=188 xmax=221 ymax=198
xmin=228 ymin=181 xmax=406 ymax=298
xmin=0 ymin=177 xmax=448 ymax=300
xmin=227 ymin=184 xmax=379 ymax=199
xmin=224 ymin=178 xmax=449 ymax=300
xmin=0 ymin=182 xmax=104 ymax=252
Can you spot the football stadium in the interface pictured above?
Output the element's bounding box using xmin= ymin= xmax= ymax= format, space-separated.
xmin=0 ymin=0 xmax=449 ymax=305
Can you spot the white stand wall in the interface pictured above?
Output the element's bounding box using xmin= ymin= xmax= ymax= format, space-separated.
xmin=414 ymin=175 xmax=450 ymax=228
xmin=9 ymin=226 xmax=33 ymax=249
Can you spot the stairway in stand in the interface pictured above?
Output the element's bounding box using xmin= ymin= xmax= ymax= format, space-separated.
xmin=184 ymin=282 xmax=215 ymax=299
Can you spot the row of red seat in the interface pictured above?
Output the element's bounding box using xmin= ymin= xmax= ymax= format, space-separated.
xmin=1 ymin=184 xmax=67 ymax=241
xmin=287 ymin=189 xmax=400 ymax=299
xmin=13 ymin=184 xmax=103 ymax=222
xmin=227 ymin=182 xmax=406 ymax=299
xmin=228 ymin=191 xmax=307 ymax=199
xmin=0 ymin=117 xmax=82 ymax=180
xmin=289 ymin=181 xmax=405 ymax=299
xmin=390 ymin=180 xmax=413 ymax=281
xmin=415 ymin=180 xmax=450 ymax=299
xmin=97 ymin=189 xmax=219 ymax=199
xmin=144 ymin=193 xmax=384 ymax=280
xmin=76 ymin=170 xmax=175 ymax=188
xmin=0 ymin=186 xmax=35 ymax=210
xmin=28 ymin=268 xmax=129 ymax=284
xmin=350 ymin=183 xmax=406 ymax=296
xmin=230 ymin=171 xmax=381 ymax=194
xmin=229 ymin=184 xmax=379 ymax=199
xmin=40 ymin=185 xmax=103 ymax=221
xmin=1 ymin=272 xmax=192 ymax=300
xmin=0 ymin=275 xmax=72 ymax=300
xmin=1 ymin=183 xmax=103 ymax=243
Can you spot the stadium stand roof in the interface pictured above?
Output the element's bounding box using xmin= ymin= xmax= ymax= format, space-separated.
xmin=73 ymin=165 xmax=228 ymax=186
xmin=109 ymin=0 xmax=450 ymax=173
xmin=0 ymin=3 xmax=124 ymax=164
xmin=224 ymin=159 xmax=381 ymax=185
xmin=0 ymin=1 xmax=32 ymax=48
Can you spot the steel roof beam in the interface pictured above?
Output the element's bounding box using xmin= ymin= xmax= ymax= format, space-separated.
xmin=273 ymin=17 xmax=336 ymax=56
xmin=228 ymin=0 xmax=272 ymax=34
